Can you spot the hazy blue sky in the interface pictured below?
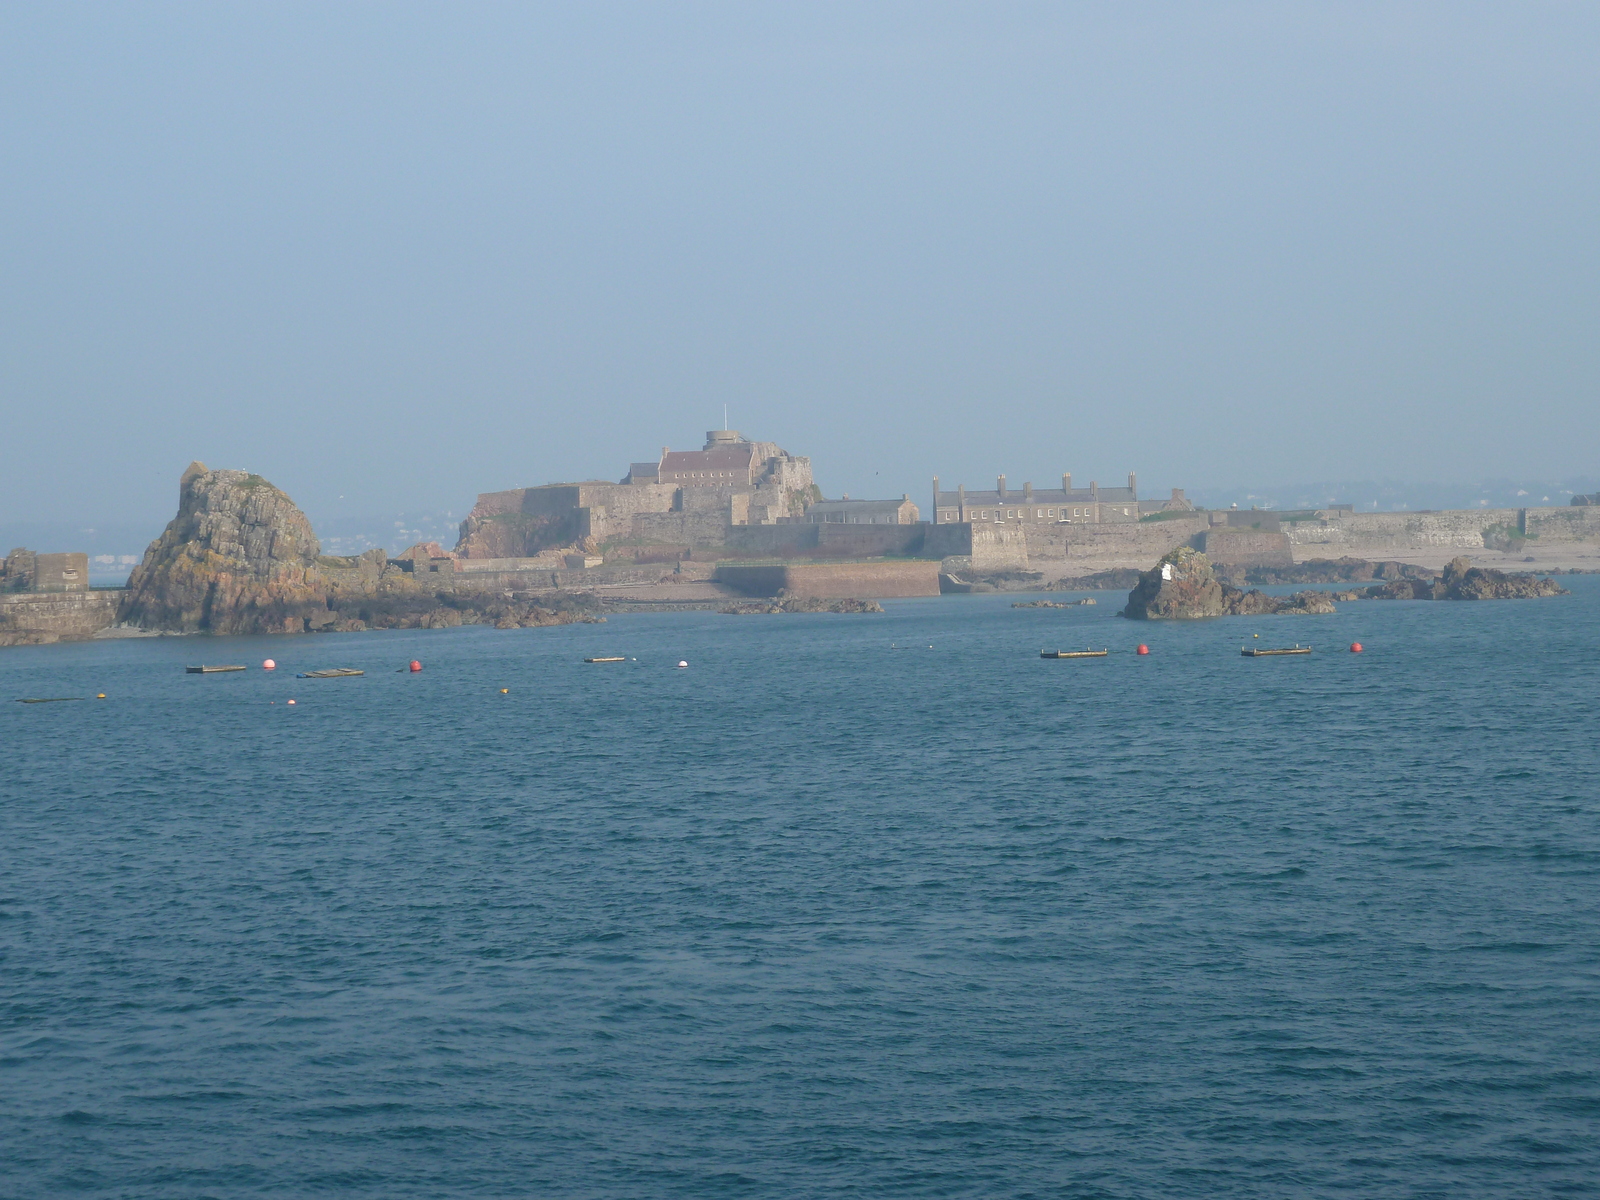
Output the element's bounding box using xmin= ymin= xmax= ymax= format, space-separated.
xmin=3 ymin=2 xmax=1597 ymax=529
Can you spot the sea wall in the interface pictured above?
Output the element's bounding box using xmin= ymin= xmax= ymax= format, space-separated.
xmin=1195 ymin=528 xmax=1294 ymax=567
xmin=1281 ymin=507 xmax=1600 ymax=555
xmin=975 ymin=507 xmax=1600 ymax=572
xmin=449 ymin=504 xmax=1600 ymax=586
xmin=1281 ymin=509 xmax=1521 ymax=554
xmin=714 ymin=561 xmax=941 ymax=599
xmin=1518 ymin=507 xmax=1600 ymax=541
xmin=1021 ymin=517 xmax=1206 ymax=566
xmin=722 ymin=523 xmax=938 ymax=559
xmin=0 ymin=589 xmax=122 ymax=646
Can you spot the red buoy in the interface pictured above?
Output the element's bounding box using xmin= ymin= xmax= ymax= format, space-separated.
xmin=1350 ymin=642 xmax=1363 ymax=653
xmin=1136 ymin=644 xmax=1150 ymax=655
xmin=409 ymin=660 xmax=422 ymax=672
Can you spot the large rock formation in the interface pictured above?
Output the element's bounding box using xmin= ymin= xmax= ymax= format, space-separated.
xmin=120 ymin=463 xmax=601 ymax=636
xmin=1359 ymin=557 xmax=1567 ymax=601
xmin=120 ymin=463 xmax=331 ymax=634
xmin=1121 ymin=546 xmax=1227 ymax=618
xmin=1120 ymin=547 xmax=1337 ymax=619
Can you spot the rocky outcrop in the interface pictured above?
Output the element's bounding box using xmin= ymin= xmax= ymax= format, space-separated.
xmin=1223 ymin=557 xmax=1433 ymax=587
xmin=1054 ymin=568 xmax=1145 ymax=591
xmin=720 ymin=591 xmax=883 ymax=615
xmin=120 ymin=463 xmax=601 ymax=636
xmin=1121 ymin=548 xmax=1339 ymax=619
xmin=1358 ymin=557 xmax=1567 ymax=601
xmin=1121 ymin=547 xmax=1227 ymax=618
xmin=1 ymin=548 xmax=37 ymax=593
xmin=120 ymin=463 xmax=329 ymax=634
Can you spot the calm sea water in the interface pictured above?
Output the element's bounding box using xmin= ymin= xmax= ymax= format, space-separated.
xmin=3 ymin=584 xmax=1598 ymax=1199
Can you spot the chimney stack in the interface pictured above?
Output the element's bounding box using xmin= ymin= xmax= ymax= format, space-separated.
xmin=1023 ymin=482 xmax=1033 ymax=503
xmin=997 ymin=474 xmax=1007 ymax=501
xmin=932 ymin=476 xmax=940 ymax=522
xmin=1128 ymin=471 xmax=1138 ymax=498
xmin=1062 ymin=473 xmax=1072 ymax=493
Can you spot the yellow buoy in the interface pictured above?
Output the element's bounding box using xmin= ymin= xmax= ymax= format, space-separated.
xmin=500 ymin=688 xmax=509 ymax=693
xmin=96 ymin=693 xmax=106 ymax=699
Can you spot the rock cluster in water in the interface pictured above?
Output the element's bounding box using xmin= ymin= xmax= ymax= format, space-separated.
xmin=1120 ymin=549 xmax=1567 ymax=620
xmin=719 ymin=591 xmax=883 ymax=615
xmin=120 ymin=463 xmax=600 ymax=636
xmin=1120 ymin=547 xmax=1337 ymax=620
xmin=1351 ymin=557 xmax=1567 ymax=601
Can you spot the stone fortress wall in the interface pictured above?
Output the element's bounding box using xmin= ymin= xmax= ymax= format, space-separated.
xmin=1011 ymin=506 xmax=1600 ymax=577
xmin=435 ymin=499 xmax=1600 ymax=594
xmin=714 ymin=560 xmax=940 ymax=599
xmin=0 ymin=589 xmax=122 ymax=646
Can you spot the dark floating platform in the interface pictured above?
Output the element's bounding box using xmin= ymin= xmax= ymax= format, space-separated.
xmin=296 ymin=668 xmax=364 ymax=678
xmin=1242 ymin=646 xmax=1312 ymax=657
xmin=583 ymin=657 xmax=627 ymax=663
xmin=1040 ymin=649 xmax=1109 ymax=659
xmin=186 ymin=665 xmax=247 ymax=674
xmin=16 ymin=697 xmax=84 ymax=703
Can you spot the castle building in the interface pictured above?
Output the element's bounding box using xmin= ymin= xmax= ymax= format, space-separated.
xmin=457 ymin=431 xmax=819 ymax=558
xmin=656 ymin=430 xmax=760 ymax=487
xmin=931 ymin=474 xmax=1140 ymax=525
xmin=624 ymin=431 xmax=810 ymax=496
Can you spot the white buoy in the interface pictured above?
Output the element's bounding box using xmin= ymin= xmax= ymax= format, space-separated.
xmin=262 ymin=659 xmax=276 ymax=670
xmin=677 ymin=660 xmax=688 ymax=669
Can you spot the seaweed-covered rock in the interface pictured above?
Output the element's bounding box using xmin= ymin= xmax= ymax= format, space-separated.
xmin=1280 ymin=590 xmax=1338 ymax=614
xmin=721 ymin=591 xmax=883 ymax=614
xmin=1359 ymin=557 xmax=1567 ymax=602
xmin=1437 ymin=556 xmax=1566 ymax=599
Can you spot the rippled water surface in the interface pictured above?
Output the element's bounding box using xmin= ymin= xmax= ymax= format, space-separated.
xmin=3 ymin=585 xmax=1599 ymax=1198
